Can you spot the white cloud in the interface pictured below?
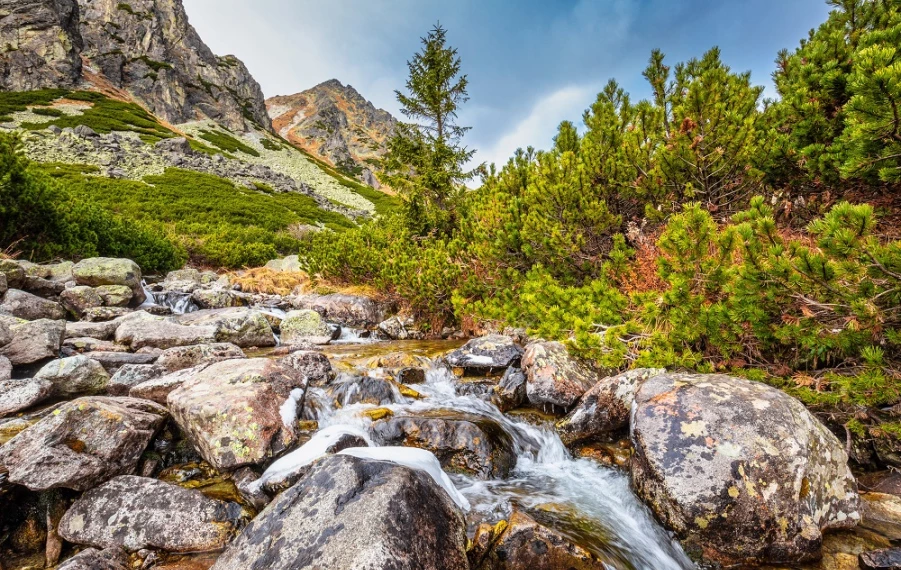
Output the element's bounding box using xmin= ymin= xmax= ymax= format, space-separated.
xmin=473 ymin=84 xmax=598 ymax=172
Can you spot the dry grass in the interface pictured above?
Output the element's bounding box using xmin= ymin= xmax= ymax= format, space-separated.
xmin=229 ymin=268 xmax=312 ymax=296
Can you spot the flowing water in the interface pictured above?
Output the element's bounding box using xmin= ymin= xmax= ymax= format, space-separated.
xmin=295 ymin=343 xmax=695 ymax=570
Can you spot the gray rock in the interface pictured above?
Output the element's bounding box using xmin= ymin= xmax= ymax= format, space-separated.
xmin=175 ymin=308 xmax=275 ymax=348
xmin=278 ymin=350 xmax=333 ymax=386
xmin=115 ymin=312 xmax=218 ymax=350
xmin=293 ymin=293 xmax=391 ymax=328
xmin=446 ymin=335 xmax=523 ymax=373
xmin=167 ymin=358 xmax=306 ymax=470
xmin=631 ymin=373 xmax=860 ymax=565
xmin=63 ymin=336 xmax=129 ymax=353
xmin=374 ymin=410 xmax=517 ymax=479
xmin=264 ymin=255 xmax=301 ymax=273
xmin=22 ymin=274 xmax=66 ymax=297
xmin=492 ymin=366 xmax=527 ymax=412
xmin=860 ymin=548 xmax=901 ymax=570
xmin=59 ymin=475 xmax=243 ymax=553
xmin=0 ymin=319 xmax=10 ymax=347
xmin=25 ymin=260 xmax=74 ymax=283
xmin=0 ymin=377 xmax=53 ymax=417
xmin=211 ymin=455 xmax=468 ymax=570
xmin=59 ymin=286 xmax=103 ymax=318
xmin=0 ymin=355 xmax=10 ymax=381
xmin=155 ymin=137 xmax=193 ymax=155
xmin=0 ymin=289 xmax=67 ymax=321
xmin=108 ymin=364 xmax=165 ymax=396
xmin=378 ymin=316 xmax=409 ymax=340
xmin=130 ymin=366 xmax=203 ymax=404
xmin=280 ymin=309 xmax=332 ymax=345
xmin=0 ymin=272 xmax=6 ymax=296
xmin=82 ymin=306 xmax=132 ymax=322
xmin=0 ymin=397 xmax=167 ymax=491
xmin=191 ymin=289 xmax=244 ymax=310
xmin=0 ymin=318 xmax=65 ymax=365
xmin=74 ymin=124 xmax=99 ymax=138
xmin=57 ymin=547 xmax=129 ymax=570
xmin=64 ymin=319 xmax=120 ymax=341
xmin=72 ymin=258 xmax=145 ymax=307
xmin=88 ymin=351 xmax=159 ymax=371
xmin=0 ymin=259 xmax=25 ymax=289
xmin=34 ymin=355 xmax=110 ymax=396
xmin=155 ymin=342 xmax=245 ymax=372
xmin=522 ymin=341 xmax=599 ymax=412
xmin=556 ymin=368 xmax=665 ymax=445
xmin=94 ymin=285 xmax=133 ymax=307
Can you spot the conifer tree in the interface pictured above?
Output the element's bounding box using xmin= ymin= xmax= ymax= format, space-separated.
xmin=384 ymin=24 xmax=477 ymax=236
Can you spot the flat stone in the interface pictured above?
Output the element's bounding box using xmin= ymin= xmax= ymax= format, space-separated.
xmin=175 ymin=308 xmax=275 ymax=348
xmin=63 ymin=320 xmax=120 ymax=341
xmin=34 ymin=355 xmax=110 ymax=396
xmin=155 ymin=343 xmax=245 ymax=372
xmin=445 ymin=335 xmax=523 ymax=372
xmin=72 ymin=258 xmax=145 ymax=306
xmin=57 ymin=547 xmax=129 ymax=570
xmin=861 ymin=548 xmax=901 ymax=570
xmin=108 ymin=364 xmax=165 ymax=396
xmin=115 ymin=313 xmax=218 ymax=350
xmin=59 ymin=475 xmax=242 ymax=553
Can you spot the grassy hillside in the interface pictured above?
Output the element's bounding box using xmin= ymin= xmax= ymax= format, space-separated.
xmin=0 ymin=89 xmax=400 ymax=268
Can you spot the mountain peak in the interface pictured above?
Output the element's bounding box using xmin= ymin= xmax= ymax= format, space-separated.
xmin=267 ymin=81 xmax=397 ymax=188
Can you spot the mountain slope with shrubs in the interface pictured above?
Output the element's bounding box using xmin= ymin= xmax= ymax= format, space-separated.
xmin=301 ymin=2 xmax=901 ymax=452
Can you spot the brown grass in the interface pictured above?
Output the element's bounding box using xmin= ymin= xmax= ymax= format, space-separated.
xmin=228 ymin=268 xmax=311 ymax=296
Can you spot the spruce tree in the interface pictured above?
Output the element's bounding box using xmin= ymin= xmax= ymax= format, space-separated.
xmin=385 ymin=24 xmax=477 ymax=236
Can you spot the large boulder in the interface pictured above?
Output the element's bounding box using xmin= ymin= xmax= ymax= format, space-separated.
xmin=0 ymin=272 xmax=6 ymax=296
xmin=34 ymin=355 xmax=110 ymax=396
xmin=191 ymin=289 xmax=244 ymax=310
xmin=25 ymin=260 xmax=75 ymax=284
xmin=0 ymin=319 xmax=10 ymax=347
xmin=176 ymin=308 xmax=276 ymax=348
xmin=0 ymin=289 xmax=67 ymax=321
xmin=374 ymin=410 xmax=517 ymax=479
xmin=115 ymin=312 xmax=218 ymax=350
xmin=58 ymin=475 xmax=243 ymax=553
xmin=293 ymin=293 xmax=391 ymax=328
xmin=167 ymin=358 xmax=306 ymax=470
xmin=130 ymin=366 xmax=203 ymax=404
xmin=72 ymin=258 xmax=145 ymax=306
xmin=446 ymin=335 xmax=523 ymax=374
xmin=280 ymin=309 xmax=333 ymax=345
xmin=211 ymin=455 xmax=469 ymax=570
xmin=556 ymin=368 xmax=665 ymax=445
xmin=522 ymin=341 xmax=599 ymax=411
xmin=59 ymin=286 xmax=103 ymax=318
xmin=0 ymin=319 xmax=65 ymax=365
xmin=0 ymin=397 xmax=168 ymax=491
xmin=155 ymin=343 xmax=245 ymax=372
xmin=0 ymin=377 xmax=53 ymax=417
xmin=630 ymin=373 xmax=860 ymax=565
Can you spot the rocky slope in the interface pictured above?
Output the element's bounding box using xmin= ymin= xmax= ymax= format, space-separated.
xmin=267 ymin=79 xmax=396 ymax=188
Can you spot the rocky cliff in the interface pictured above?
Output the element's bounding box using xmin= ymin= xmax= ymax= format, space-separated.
xmin=267 ymin=79 xmax=396 ymax=187
xmin=0 ymin=0 xmax=83 ymax=91
xmin=0 ymin=0 xmax=270 ymax=131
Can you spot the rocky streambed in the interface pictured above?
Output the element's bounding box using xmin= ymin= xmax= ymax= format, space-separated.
xmin=1 ymin=257 xmax=901 ymax=570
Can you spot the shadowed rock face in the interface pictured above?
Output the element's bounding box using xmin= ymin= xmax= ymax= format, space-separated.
xmin=522 ymin=341 xmax=600 ymax=412
xmin=0 ymin=0 xmax=83 ymax=91
xmin=58 ymin=475 xmax=243 ymax=553
xmin=374 ymin=409 xmax=517 ymax=479
xmin=211 ymin=455 xmax=469 ymax=570
xmin=630 ymin=373 xmax=861 ymax=566
xmin=446 ymin=335 xmax=524 ymax=375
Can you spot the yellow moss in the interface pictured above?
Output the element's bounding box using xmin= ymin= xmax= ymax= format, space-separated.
xmin=362 ymin=408 xmax=394 ymax=421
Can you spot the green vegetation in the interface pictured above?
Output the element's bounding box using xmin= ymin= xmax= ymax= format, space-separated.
xmin=40 ymin=165 xmax=354 ymax=267
xmin=383 ymin=24 xmax=477 ymax=236
xmin=198 ymin=128 xmax=261 ymax=157
xmin=302 ymin=7 xmax=901 ymax=435
xmin=131 ymin=55 xmax=174 ymax=72
xmin=0 ymin=89 xmax=69 ymax=117
xmin=260 ymin=138 xmax=284 ymax=152
xmin=31 ymin=107 xmax=64 ymax=118
xmin=14 ymin=90 xmax=175 ymax=142
xmin=0 ymin=133 xmax=184 ymax=272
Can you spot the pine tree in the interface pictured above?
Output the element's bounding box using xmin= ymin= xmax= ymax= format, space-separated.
xmin=384 ymin=24 xmax=477 ymax=236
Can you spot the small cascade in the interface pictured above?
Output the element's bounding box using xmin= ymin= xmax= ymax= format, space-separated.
xmin=139 ymin=281 xmax=199 ymax=314
xmin=334 ymin=326 xmax=382 ymax=344
xmin=298 ymin=357 xmax=694 ymax=570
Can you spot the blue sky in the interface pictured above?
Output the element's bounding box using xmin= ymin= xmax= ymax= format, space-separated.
xmin=183 ymin=0 xmax=832 ymax=168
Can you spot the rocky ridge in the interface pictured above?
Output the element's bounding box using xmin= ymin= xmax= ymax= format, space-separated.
xmin=267 ymin=79 xmax=397 ymax=188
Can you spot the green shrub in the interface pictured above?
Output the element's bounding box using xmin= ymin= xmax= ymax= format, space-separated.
xmin=0 ymin=133 xmax=184 ymax=272
xmin=198 ymin=129 xmax=260 ymax=157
